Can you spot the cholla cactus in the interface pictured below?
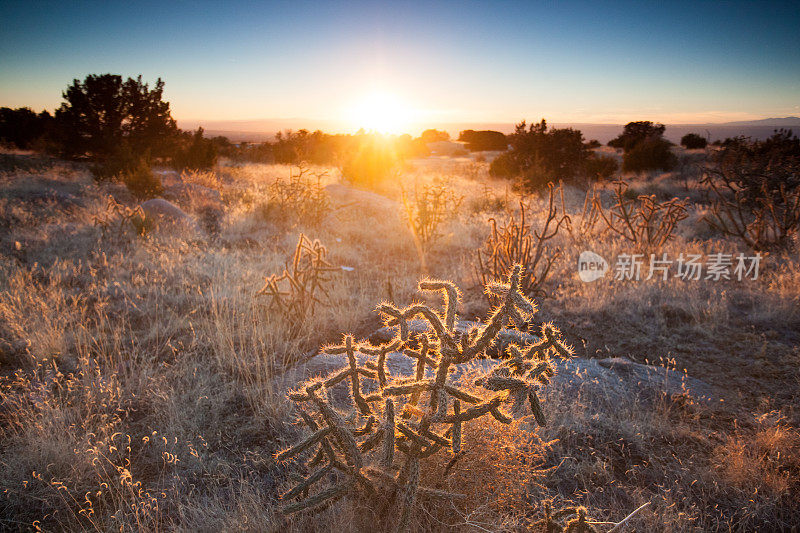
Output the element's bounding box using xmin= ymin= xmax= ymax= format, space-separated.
xmin=534 ymin=503 xmax=598 ymax=533
xmin=277 ymin=264 xmax=573 ymax=531
xmin=257 ymin=234 xmax=337 ymax=330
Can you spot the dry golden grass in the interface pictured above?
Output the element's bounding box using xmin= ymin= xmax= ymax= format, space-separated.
xmin=0 ymin=151 xmax=798 ymax=531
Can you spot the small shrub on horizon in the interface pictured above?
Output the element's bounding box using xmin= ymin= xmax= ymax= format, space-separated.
xmin=608 ymin=121 xmax=666 ymax=152
xmin=681 ymin=132 xmax=708 ymax=150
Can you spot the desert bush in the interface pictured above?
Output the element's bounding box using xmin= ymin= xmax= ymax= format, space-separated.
xmin=90 ymin=144 xmax=140 ymax=182
xmin=608 ymin=121 xmax=666 ymax=152
xmin=583 ymin=154 xmax=618 ymax=180
xmin=401 ymin=183 xmax=463 ymax=256
xmin=490 ymin=120 xmax=588 ymax=190
xmin=196 ymin=204 xmax=223 ymax=237
xmin=458 ymin=130 xmax=508 ymax=152
xmin=476 ymin=183 xmax=568 ymax=299
xmin=702 ymin=131 xmax=800 ymax=249
xmin=276 ymin=266 xmax=573 ymax=531
xmin=488 ymin=151 xmax=519 ymax=179
xmin=172 ymin=127 xmax=218 ymax=170
xmin=259 ymin=165 xmax=331 ymax=228
xmin=594 ymin=180 xmax=688 ymax=249
xmin=705 ymin=130 xmax=800 ymax=204
xmin=680 ymin=133 xmax=708 ymax=149
xmin=121 ymin=159 xmax=163 ymax=199
xmin=0 ymin=107 xmax=52 ymax=149
xmin=467 ymin=184 xmax=508 ymax=214
xmin=420 ymin=129 xmax=450 ymax=143
xmin=622 ymin=137 xmax=677 ymax=173
xmin=257 ymin=234 xmax=337 ymax=333
xmin=91 ymin=146 xmax=163 ymax=199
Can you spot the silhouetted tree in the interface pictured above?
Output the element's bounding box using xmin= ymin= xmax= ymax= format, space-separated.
xmin=585 ymin=139 xmax=601 ymax=149
xmin=53 ymin=74 xmax=177 ymax=159
xmin=608 ymin=121 xmax=666 ymax=152
xmin=172 ymin=127 xmax=218 ymax=170
xmin=458 ymin=130 xmax=507 ymax=151
xmin=681 ymin=133 xmax=708 ymax=149
xmin=0 ymin=107 xmax=52 ymax=149
xmin=420 ymin=129 xmax=450 ymax=143
xmin=489 ymin=119 xmax=588 ymax=190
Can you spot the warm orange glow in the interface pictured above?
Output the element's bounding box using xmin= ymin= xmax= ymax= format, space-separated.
xmin=344 ymin=91 xmax=417 ymax=134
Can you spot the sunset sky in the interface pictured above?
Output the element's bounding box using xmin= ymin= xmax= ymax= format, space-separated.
xmin=1 ymin=0 xmax=798 ymax=132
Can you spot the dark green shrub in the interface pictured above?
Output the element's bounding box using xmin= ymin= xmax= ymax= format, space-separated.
xmin=172 ymin=128 xmax=218 ymax=170
xmin=710 ymin=130 xmax=799 ymax=202
xmin=681 ymin=133 xmax=708 ymax=149
xmin=608 ymin=121 xmax=666 ymax=152
xmin=488 ymin=151 xmax=519 ymax=178
xmin=92 ymin=146 xmax=162 ymax=198
xmin=489 ymin=119 xmax=588 ymax=190
xmin=90 ymin=144 xmax=141 ymax=181
xmin=458 ymin=130 xmax=508 ymax=151
xmin=584 ymin=154 xmax=618 ymax=179
xmin=585 ymin=139 xmax=601 ymax=149
xmin=622 ymin=137 xmax=677 ymax=173
xmin=121 ymin=158 xmax=163 ymax=199
xmin=0 ymin=107 xmax=52 ymax=149
xmin=53 ymin=74 xmax=177 ymax=160
xmin=702 ymin=130 xmax=800 ymax=249
xmin=420 ymin=128 xmax=450 ymax=143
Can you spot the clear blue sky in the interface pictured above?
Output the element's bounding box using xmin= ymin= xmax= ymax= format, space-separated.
xmin=1 ymin=0 xmax=798 ymax=131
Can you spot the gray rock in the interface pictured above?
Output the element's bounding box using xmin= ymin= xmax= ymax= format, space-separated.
xmin=139 ymin=198 xmax=194 ymax=228
xmin=277 ymin=347 xmax=713 ymax=416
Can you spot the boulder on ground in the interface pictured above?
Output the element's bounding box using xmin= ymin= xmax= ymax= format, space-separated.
xmin=276 ymin=325 xmax=714 ymax=417
xmin=139 ymin=198 xmax=191 ymax=225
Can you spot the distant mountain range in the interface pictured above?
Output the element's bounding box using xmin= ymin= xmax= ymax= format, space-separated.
xmin=179 ymin=117 xmax=800 ymax=144
xmin=717 ymin=117 xmax=800 ymax=126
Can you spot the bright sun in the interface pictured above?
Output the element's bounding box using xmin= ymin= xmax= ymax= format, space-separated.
xmin=346 ymin=91 xmax=414 ymax=134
